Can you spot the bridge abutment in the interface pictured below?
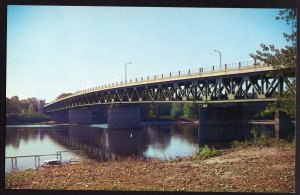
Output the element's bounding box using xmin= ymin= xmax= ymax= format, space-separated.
xmin=69 ymin=109 xmax=92 ymax=124
xmin=108 ymin=105 xmax=141 ymax=130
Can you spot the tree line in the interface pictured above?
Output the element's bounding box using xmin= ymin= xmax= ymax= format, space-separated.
xmin=6 ymin=96 xmax=51 ymax=124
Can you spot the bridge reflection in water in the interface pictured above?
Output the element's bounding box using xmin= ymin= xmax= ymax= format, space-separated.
xmin=43 ymin=124 xmax=199 ymax=161
xmin=5 ymin=122 xmax=294 ymax=172
xmin=38 ymin=123 xmax=295 ymax=160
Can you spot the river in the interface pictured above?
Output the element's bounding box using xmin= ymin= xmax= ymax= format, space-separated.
xmin=6 ymin=121 xmax=293 ymax=172
xmin=5 ymin=122 xmax=200 ymax=172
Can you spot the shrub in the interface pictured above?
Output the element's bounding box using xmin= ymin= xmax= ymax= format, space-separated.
xmin=256 ymin=133 xmax=277 ymax=147
xmin=231 ymin=140 xmax=243 ymax=148
xmin=197 ymin=145 xmax=220 ymax=158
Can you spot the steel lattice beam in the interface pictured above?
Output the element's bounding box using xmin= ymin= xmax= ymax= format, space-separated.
xmin=45 ymin=65 xmax=295 ymax=112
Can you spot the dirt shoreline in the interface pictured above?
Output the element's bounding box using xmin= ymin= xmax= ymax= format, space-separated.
xmin=5 ymin=143 xmax=295 ymax=192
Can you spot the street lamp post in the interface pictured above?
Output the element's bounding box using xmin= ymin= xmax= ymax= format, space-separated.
xmin=125 ymin=62 xmax=131 ymax=83
xmin=214 ymin=50 xmax=222 ymax=69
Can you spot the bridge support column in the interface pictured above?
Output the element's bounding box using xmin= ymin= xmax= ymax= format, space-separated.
xmin=274 ymin=111 xmax=293 ymax=139
xmin=69 ymin=109 xmax=92 ymax=124
xmin=51 ymin=110 xmax=69 ymax=123
xmin=198 ymin=104 xmax=247 ymax=142
xmin=108 ymin=105 xmax=141 ymax=130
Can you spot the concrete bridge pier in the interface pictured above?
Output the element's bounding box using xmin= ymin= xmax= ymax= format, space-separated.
xmin=69 ymin=109 xmax=92 ymax=124
xmin=198 ymin=104 xmax=247 ymax=142
xmin=108 ymin=105 xmax=141 ymax=130
xmin=274 ymin=111 xmax=293 ymax=139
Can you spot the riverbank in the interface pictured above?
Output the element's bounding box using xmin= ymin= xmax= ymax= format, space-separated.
xmin=5 ymin=140 xmax=295 ymax=192
xmin=6 ymin=113 xmax=52 ymax=125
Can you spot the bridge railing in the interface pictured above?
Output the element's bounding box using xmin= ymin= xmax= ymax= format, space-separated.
xmin=113 ymin=60 xmax=257 ymax=85
xmin=47 ymin=60 xmax=266 ymax=105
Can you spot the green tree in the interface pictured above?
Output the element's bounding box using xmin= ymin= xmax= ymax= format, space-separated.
xmin=170 ymin=103 xmax=183 ymax=119
xmin=28 ymin=104 xmax=35 ymax=115
xmin=149 ymin=104 xmax=156 ymax=116
xmin=19 ymin=99 xmax=29 ymax=112
xmin=6 ymin=96 xmax=52 ymax=124
xmin=56 ymin=93 xmax=73 ymax=100
xmin=183 ymin=103 xmax=198 ymax=118
xmin=6 ymin=97 xmax=13 ymax=113
xmin=7 ymin=96 xmax=21 ymax=113
xmin=149 ymin=104 xmax=171 ymax=116
xmin=250 ymin=9 xmax=296 ymax=119
xmin=27 ymin=97 xmax=39 ymax=112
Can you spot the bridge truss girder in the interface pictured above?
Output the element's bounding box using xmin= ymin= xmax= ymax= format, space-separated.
xmin=46 ymin=71 xmax=295 ymax=112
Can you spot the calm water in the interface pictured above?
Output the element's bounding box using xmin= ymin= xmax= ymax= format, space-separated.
xmin=6 ymin=122 xmax=293 ymax=172
xmin=5 ymin=123 xmax=199 ymax=172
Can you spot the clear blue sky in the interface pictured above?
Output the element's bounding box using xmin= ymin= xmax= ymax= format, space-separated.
xmin=6 ymin=6 xmax=292 ymax=102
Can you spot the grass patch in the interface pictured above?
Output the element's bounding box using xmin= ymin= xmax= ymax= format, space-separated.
xmin=256 ymin=133 xmax=274 ymax=147
xmin=197 ymin=145 xmax=221 ymax=158
xmin=231 ymin=132 xmax=295 ymax=149
xmin=231 ymin=140 xmax=253 ymax=148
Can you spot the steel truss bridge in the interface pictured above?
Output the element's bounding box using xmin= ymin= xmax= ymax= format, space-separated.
xmin=45 ymin=61 xmax=295 ymax=112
